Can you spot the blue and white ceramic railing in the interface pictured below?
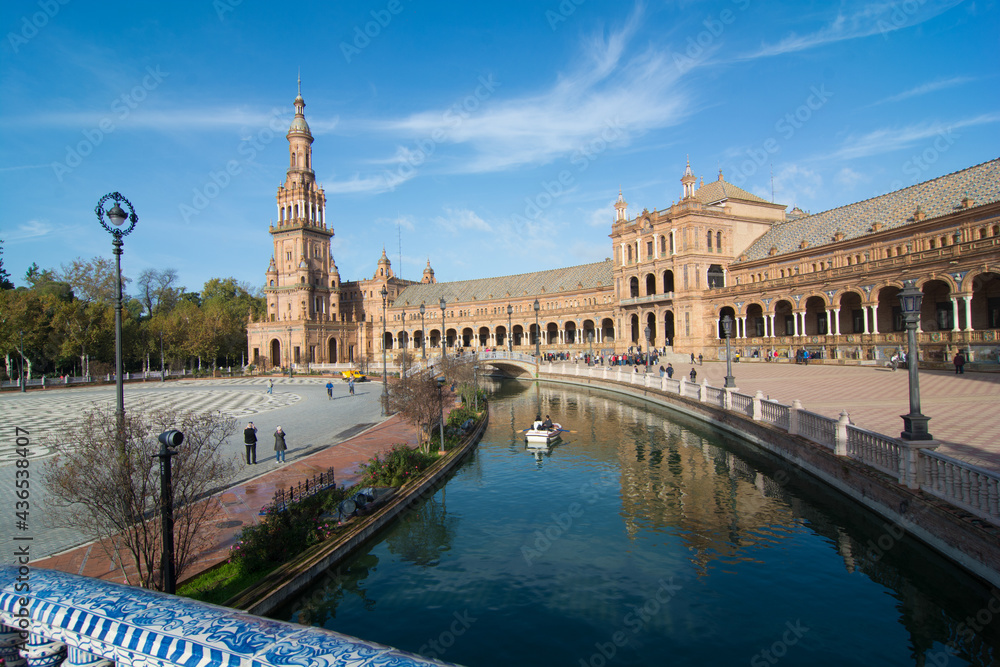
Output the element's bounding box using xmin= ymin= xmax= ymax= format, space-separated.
xmin=0 ymin=566 xmax=449 ymax=667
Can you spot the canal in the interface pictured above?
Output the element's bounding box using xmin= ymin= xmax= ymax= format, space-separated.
xmin=273 ymin=380 xmax=999 ymax=666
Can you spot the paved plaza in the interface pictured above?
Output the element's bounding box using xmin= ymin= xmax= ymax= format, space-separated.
xmin=1 ymin=376 xmax=385 ymax=560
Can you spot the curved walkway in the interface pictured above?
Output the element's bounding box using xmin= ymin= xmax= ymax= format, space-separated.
xmin=554 ymin=360 xmax=1000 ymax=472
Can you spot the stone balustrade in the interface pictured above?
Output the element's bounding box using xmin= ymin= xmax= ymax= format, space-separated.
xmin=0 ymin=566 xmax=446 ymax=667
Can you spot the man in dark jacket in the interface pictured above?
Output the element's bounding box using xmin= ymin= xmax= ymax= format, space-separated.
xmin=243 ymin=422 xmax=257 ymax=464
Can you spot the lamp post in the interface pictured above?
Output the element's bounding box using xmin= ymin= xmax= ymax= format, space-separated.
xmin=899 ymin=279 xmax=932 ymax=440
xmin=533 ymin=299 xmax=540 ymax=357
xmin=154 ymin=429 xmax=183 ymax=594
xmin=19 ymin=330 xmax=25 ymax=393
xmin=401 ymin=308 xmax=407 ymax=377
xmin=722 ymin=315 xmax=736 ymax=388
xmin=287 ymin=326 xmax=293 ymax=378
xmin=440 ymin=297 xmax=447 ymax=359
xmin=507 ymin=304 xmax=513 ymax=354
xmin=588 ymin=331 xmax=594 ymax=365
xmin=420 ymin=303 xmax=426 ymax=360
xmin=644 ymin=325 xmax=651 ymax=373
xmin=381 ymin=286 xmax=389 ymax=416
xmin=159 ymin=331 xmax=165 ymax=382
xmin=95 ymin=192 xmax=137 ymax=428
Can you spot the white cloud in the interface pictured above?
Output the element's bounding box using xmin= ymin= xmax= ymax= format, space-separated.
xmin=362 ymin=5 xmax=691 ymax=175
xmin=740 ymin=0 xmax=964 ymax=60
xmin=323 ymin=172 xmax=402 ymax=194
xmin=5 ymin=220 xmax=54 ymax=242
xmin=829 ymin=113 xmax=1000 ymax=161
xmin=870 ymin=76 xmax=976 ymax=106
xmin=766 ymin=164 xmax=822 ymax=206
xmin=433 ymin=208 xmax=491 ymax=233
xmin=835 ymin=167 xmax=865 ymax=189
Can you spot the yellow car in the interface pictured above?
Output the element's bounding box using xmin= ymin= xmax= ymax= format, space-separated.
xmin=341 ymin=370 xmax=367 ymax=382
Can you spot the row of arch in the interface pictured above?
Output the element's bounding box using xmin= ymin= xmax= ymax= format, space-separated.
xmin=278 ymin=199 xmax=324 ymax=224
xmin=714 ymin=271 xmax=1000 ymax=339
xmin=379 ymin=319 xmax=617 ymax=350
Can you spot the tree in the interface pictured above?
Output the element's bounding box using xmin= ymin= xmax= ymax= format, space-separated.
xmin=0 ymin=239 xmax=14 ymax=289
xmin=43 ymin=406 xmax=239 ymax=590
xmin=58 ymin=256 xmax=131 ymax=304
xmin=137 ymin=268 xmax=180 ymax=317
xmin=388 ymin=372 xmax=445 ymax=452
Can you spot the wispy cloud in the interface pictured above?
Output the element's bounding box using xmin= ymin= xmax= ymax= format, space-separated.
xmin=740 ymin=0 xmax=964 ymax=60
xmin=828 ymin=113 xmax=1000 ymax=161
xmin=433 ymin=208 xmax=491 ymax=233
xmin=363 ymin=5 xmax=691 ymax=175
xmin=870 ymin=76 xmax=976 ymax=106
xmin=5 ymin=220 xmax=55 ymax=242
xmin=323 ymin=172 xmax=398 ymax=194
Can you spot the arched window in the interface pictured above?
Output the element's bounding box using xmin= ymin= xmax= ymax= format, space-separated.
xmin=929 ymin=239 xmax=936 ymax=249
xmin=716 ymin=231 xmax=722 ymax=250
xmin=627 ymin=245 xmax=633 ymax=262
xmin=706 ymin=230 xmax=713 ymax=249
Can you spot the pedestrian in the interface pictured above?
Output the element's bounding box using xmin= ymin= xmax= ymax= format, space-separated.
xmin=953 ymin=351 xmax=966 ymax=374
xmin=326 ymin=380 xmax=333 ymax=399
xmin=698 ymin=353 xmax=703 ymax=365
xmin=266 ymin=378 xmax=273 ymax=394
xmin=666 ymin=363 xmax=674 ymax=378
xmin=243 ymin=421 xmax=258 ymax=465
xmin=348 ymin=377 xmax=355 ymax=395
xmin=689 ymin=367 xmax=697 ymax=381
xmin=890 ymin=352 xmax=899 ymax=371
xmin=690 ymin=352 xmax=695 ymax=363
xmin=274 ymin=426 xmax=287 ymax=463
xmin=658 ymin=365 xmax=665 ymax=378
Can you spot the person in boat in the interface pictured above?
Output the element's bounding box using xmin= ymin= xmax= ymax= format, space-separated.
xmin=541 ymin=415 xmax=553 ymax=429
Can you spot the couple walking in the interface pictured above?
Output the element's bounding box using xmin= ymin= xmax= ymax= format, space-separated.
xmin=243 ymin=422 xmax=289 ymax=464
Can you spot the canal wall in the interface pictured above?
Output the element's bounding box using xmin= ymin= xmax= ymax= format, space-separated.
xmin=226 ymin=409 xmax=489 ymax=617
xmin=538 ymin=370 xmax=1000 ymax=589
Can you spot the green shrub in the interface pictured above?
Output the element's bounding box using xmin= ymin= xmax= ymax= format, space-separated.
xmin=357 ymin=443 xmax=438 ymax=487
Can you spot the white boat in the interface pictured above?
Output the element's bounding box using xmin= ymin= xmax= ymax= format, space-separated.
xmin=525 ymin=421 xmax=562 ymax=446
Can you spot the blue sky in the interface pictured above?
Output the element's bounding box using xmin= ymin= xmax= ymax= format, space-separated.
xmin=2 ymin=0 xmax=998 ymax=295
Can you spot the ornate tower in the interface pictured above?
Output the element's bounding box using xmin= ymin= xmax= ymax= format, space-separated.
xmin=421 ymin=259 xmax=436 ymax=284
xmin=681 ymin=157 xmax=697 ymax=200
xmin=615 ymin=189 xmax=628 ymax=222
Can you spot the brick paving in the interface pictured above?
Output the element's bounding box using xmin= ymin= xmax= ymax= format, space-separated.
xmin=560 ymin=359 xmax=1000 ymax=472
xmin=32 ymin=413 xmax=422 ymax=586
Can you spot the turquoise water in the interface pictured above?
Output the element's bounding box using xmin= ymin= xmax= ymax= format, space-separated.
xmin=274 ymin=381 xmax=1000 ymax=666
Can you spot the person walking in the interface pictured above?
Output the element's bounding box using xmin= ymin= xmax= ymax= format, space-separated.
xmin=325 ymin=380 xmax=334 ymax=399
xmin=274 ymin=426 xmax=287 ymax=464
xmin=348 ymin=376 xmax=355 ymax=395
xmin=690 ymin=352 xmax=695 ymax=363
xmin=666 ymin=363 xmax=674 ymax=378
xmin=266 ymin=378 xmax=273 ymax=394
xmin=698 ymin=353 xmax=703 ymax=365
xmin=243 ymin=422 xmax=258 ymax=465
xmin=689 ymin=367 xmax=697 ymax=381
xmin=953 ymin=351 xmax=966 ymax=374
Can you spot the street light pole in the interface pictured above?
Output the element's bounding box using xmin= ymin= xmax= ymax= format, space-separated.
xmin=644 ymin=325 xmax=651 ymax=373
xmin=19 ymin=330 xmax=25 ymax=393
xmin=722 ymin=315 xmax=736 ymax=388
xmin=381 ymin=286 xmax=389 ymax=416
xmin=507 ymin=304 xmax=513 ymax=354
xmin=588 ymin=331 xmax=594 ymax=365
xmin=154 ymin=429 xmax=183 ymax=594
xmin=899 ymin=279 xmax=932 ymax=440
xmin=96 ymin=193 xmax=138 ymax=430
xmin=160 ymin=331 xmax=165 ymax=382
xmin=287 ymin=326 xmax=293 ymax=378
xmin=420 ymin=303 xmax=426 ymax=360
xmin=440 ymin=297 xmax=447 ymax=360
xmin=533 ymin=299 xmax=540 ymax=358
xmin=401 ymin=308 xmax=407 ymax=377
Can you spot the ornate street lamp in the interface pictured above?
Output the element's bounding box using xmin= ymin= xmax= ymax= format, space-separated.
xmin=507 ymin=304 xmax=513 ymax=354
xmin=95 ymin=192 xmax=137 ymax=427
xmin=899 ymin=279 xmax=932 ymax=440
xmin=381 ymin=285 xmax=389 ymax=416
xmin=588 ymin=331 xmax=594 ymax=365
xmin=154 ymin=429 xmax=183 ymax=593
xmin=722 ymin=315 xmax=736 ymax=388
xmin=159 ymin=331 xmax=165 ymax=382
xmin=440 ymin=297 xmax=447 ymax=359
xmin=644 ymin=325 xmax=651 ymax=373
xmin=533 ymin=299 xmax=541 ymax=357
xmin=420 ymin=303 xmax=426 ymax=360
xmin=287 ymin=326 xmax=293 ymax=378
xmin=401 ymin=308 xmax=407 ymax=377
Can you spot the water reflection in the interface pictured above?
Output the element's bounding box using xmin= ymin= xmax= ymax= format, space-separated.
xmin=275 ymin=380 xmax=998 ymax=666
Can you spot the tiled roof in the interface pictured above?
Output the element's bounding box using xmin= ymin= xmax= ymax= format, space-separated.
xmin=392 ymin=260 xmax=613 ymax=307
xmin=695 ymin=176 xmax=772 ymax=205
xmin=736 ymin=158 xmax=1000 ymax=263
